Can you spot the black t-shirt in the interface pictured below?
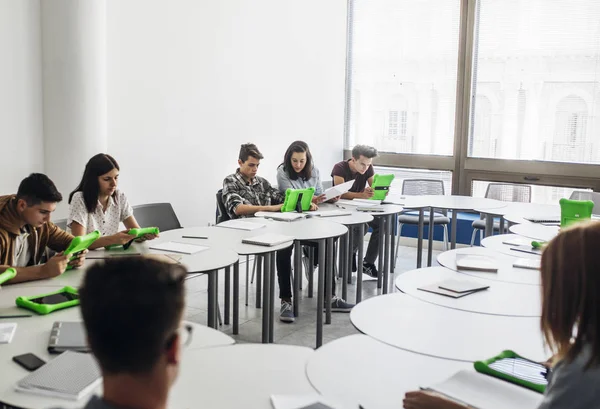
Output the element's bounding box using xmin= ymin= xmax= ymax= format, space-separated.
xmin=330 ymin=159 xmax=374 ymax=192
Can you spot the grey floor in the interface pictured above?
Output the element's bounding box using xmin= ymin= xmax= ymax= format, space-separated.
xmin=184 ymin=240 xmax=441 ymax=348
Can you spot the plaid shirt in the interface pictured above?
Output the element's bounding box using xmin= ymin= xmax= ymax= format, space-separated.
xmin=222 ymin=170 xmax=285 ymax=219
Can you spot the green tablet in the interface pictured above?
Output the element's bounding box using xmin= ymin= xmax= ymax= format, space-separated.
xmin=105 ymin=227 xmax=160 ymax=250
xmin=0 ymin=268 xmax=17 ymax=285
xmin=281 ymin=188 xmax=315 ymax=213
xmin=371 ymin=174 xmax=395 ymax=201
xmin=474 ymin=350 xmax=549 ymax=394
xmin=15 ymin=286 xmax=80 ymax=315
xmin=64 ymin=230 xmax=101 ymax=270
xmin=559 ymin=198 xmax=594 ymax=227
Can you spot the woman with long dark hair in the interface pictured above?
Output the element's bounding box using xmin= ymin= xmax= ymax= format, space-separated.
xmin=67 ymin=154 xmax=157 ymax=248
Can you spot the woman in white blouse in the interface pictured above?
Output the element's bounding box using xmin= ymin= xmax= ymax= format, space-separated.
xmin=68 ymin=153 xmax=157 ymax=248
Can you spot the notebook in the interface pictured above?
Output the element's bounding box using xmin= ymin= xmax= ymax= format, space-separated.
xmin=338 ymin=198 xmax=382 ymax=207
xmin=242 ymin=233 xmax=294 ymax=247
xmin=427 ymin=370 xmax=543 ymax=409
xmin=455 ymin=254 xmax=498 ymax=272
xmin=437 ymin=279 xmax=490 ymax=294
xmin=48 ymin=321 xmax=89 ymax=353
xmin=149 ymin=241 xmax=208 ymax=255
xmin=524 ymin=216 xmax=560 ymax=223
xmin=513 ymin=258 xmax=541 ymax=270
xmin=510 ymin=246 xmax=542 ymax=256
xmin=501 ymin=237 xmax=533 ymax=247
xmin=255 ymin=211 xmax=307 ymax=221
xmin=270 ymin=394 xmax=341 ymax=409
xmin=357 ymin=206 xmax=386 ymax=212
xmin=217 ymin=219 xmax=266 ymax=231
xmin=308 ymin=210 xmax=352 ymax=217
xmin=15 ymin=350 xmax=102 ymax=400
xmin=0 ymin=323 xmax=17 ymax=344
xmin=417 ymin=284 xmax=479 ymax=299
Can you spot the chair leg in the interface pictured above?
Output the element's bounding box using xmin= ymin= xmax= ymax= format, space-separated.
xmin=217 ymin=303 xmax=223 ymax=326
xmin=394 ymin=223 xmax=403 ymax=269
xmin=245 ymin=255 xmax=250 ymax=306
xmin=250 ymin=257 xmax=257 ymax=284
xmin=470 ymin=229 xmax=477 ymax=246
xmin=443 ymin=225 xmax=449 ymax=250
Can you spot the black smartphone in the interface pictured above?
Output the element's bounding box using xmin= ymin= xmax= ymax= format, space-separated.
xmin=13 ymin=353 xmax=46 ymax=371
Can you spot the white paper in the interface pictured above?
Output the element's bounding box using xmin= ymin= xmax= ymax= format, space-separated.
xmin=149 ymin=241 xmax=208 ymax=255
xmin=0 ymin=323 xmax=16 ymax=343
xmin=255 ymin=212 xmax=307 ymax=221
xmin=322 ymin=180 xmax=354 ymax=201
xmin=217 ymin=219 xmax=266 ymax=231
xmin=513 ymin=258 xmax=541 ymax=270
xmin=308 ymin=210 xmax=352 ymax=217
xmin=271 ymin=394 xmax=341 ymax=409
xmin=337 ymin=198 xmax=382 ymax=207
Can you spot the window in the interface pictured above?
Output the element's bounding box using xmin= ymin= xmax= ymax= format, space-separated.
xmin=375 ymin=166 xmax=452 ymax=196
xmin=472 ymin=180 xmax=591 ymax=205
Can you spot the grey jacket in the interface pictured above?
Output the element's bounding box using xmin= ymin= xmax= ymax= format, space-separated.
xmin=276 ymin=164 xmax=323 ymax=195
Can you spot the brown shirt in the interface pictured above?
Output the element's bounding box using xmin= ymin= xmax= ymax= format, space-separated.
xmin=331 ymin=160 xmax=375 ymax=192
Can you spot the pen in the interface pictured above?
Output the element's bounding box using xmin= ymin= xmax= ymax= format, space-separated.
xmin=0 ymin=314 xmax=32 ymax=318
xmin=336 ymin=204 xmax=346 ymax=210
xmin=182 ymin=236 xmax=208 ymax=239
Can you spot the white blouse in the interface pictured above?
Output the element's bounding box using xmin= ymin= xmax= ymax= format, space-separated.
xmin=67 ymin=190 xmax=134 ymax=236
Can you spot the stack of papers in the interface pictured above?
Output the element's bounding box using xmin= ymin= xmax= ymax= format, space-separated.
xmin=217 ymin=219 xmax=266 ymax=231
xmin=242 ymin=233 xmax=294 ymax=247
xmin=455 ymin=254 xmax=498 ymax=272
xmin=255 ymin=212 xmax=307 ymax=222
xmin=418 ymin=279 xmax=489 ymax=298
xmin=149 ymin=241 xmax=208 ymax=255
xmin=15 ymin=351 xmax=101 ymax=400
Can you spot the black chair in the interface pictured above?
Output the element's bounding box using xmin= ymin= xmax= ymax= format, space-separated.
xmin=133 ymin=203 xmax=182 ymax=232
xmin=216 ymin=189 xmax=230 ymax=224
xmin=53 ymin=218 xmax=68 ymax=231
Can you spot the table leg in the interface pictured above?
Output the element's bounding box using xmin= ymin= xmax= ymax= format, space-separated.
xmin=269 ymin=251 xmax=275 ymax=343
xmin=245 ymin=256 xmax=249 ymax=306
xmin=417 ymin=208 xmax=424 ymax=268
xmin=347 ymin=229 xmax=354 ymax=285
xmin=451 ymin=210 xmax=458 ymax=250
xmin=224 ymin=266 xmax=230 ymax=326
xmin=256 ymin=255 xmax=262 ymax=309
xmin=233 ymin=261 xmax=239 ymax=335
xmin=325 ymin=237 xmax=334 ymax=325
xmin=340 ymin=232 xmax=348 ymax=300
xmin=382 ymin=214 xmax=391 ymax=294
xmin=356 ymin=223 xmax=365 ymax=304
xmin=293 ymin=241 xmax=302 ymax=317
xmin=484 ymin=212 xmax=493 ymax=238
xmin=427 ymin=207 xmax=434 ymax=267
xmin=308 ymin=247 xmax=314 ymax=298
xmin=377 ymin=216 xmax=385 ymax=289
xmin=317 ymin=239 xmax=326 ymax=348
xmin=390 ymin=213 xmax=396 ymax=273
xmin=207 ymin=270 xmax=217 ymax=329
xmin=262 ymin=254 xmax=271 ymax=343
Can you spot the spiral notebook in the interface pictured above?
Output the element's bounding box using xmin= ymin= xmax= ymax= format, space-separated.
xmin=15 ymin=350 xmax=101 ymax=400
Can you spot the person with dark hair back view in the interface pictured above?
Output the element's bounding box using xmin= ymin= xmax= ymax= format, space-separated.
xmin=403 ymin=222 xmax=600 ymax=409
xmin=0 ymin=173 xmax=87 ymax=284
xmin=68 ymin=257 xmax=188 ymax=409
xmin=68 ymin=153 xmax=158 ymax=249
xmin=331 ymin=144 xmax=382 ymax=277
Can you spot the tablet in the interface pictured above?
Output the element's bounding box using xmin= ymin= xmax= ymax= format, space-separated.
xmin=15 ymin=286 xmax=80 ymax=315
xmin=281 ymin=187 xmax=315 ymax=213
xmin=474 ymin=350 xmax=549 ymax=393
xmin=0 ymin=268 xmax=17 ymax=285
xmin=64 ymin=230 xmax=101 ymax=270
xmin=370 ymin=174 xmax=395 ymax=201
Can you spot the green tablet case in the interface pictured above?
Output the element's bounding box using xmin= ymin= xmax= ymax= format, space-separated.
xmin=0 ymin=268 xmax=17 ymax=285
xmin=281 ymin=188 xmax=315 ymax=213
xmin=371 ymin=174 xmax=395 ymax=201
xmin=105 ymin=227 xmax=160 ymax=250
xmin=559 ymin=198 xmax=594 ymax=227
xmin=15 ymin=286 xmax=80 ymax=315
xmin=474 ymin=350 xmax=547 ymax=394
xmin=64 ymin=230 xmax=101 ymax=270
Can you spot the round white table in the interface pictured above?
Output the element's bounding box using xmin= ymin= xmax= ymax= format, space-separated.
xmin=480 ymin=234 xmax=541 ymax=259
xmin=475 ymin=203 xmax=560 ymax=232
xmin=437 ymin=247 xmax=541 ymax=286
xmin=509 ymin=223 xmax=559 ymax=242
xmin=395 ymin=267 xmax=541 ymax=317
xmin=307 ymin=334 xmax=470 ymax=409
xmin=350 ymin=293 xmax=547 ymax=362
xmin=0 ymin=285 xmax=235 ymax=409
xmin=169 ymin=344 xmax=315 ymax=409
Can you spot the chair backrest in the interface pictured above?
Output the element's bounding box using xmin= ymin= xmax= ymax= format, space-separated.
xmin=570 ymin=191 xmax=600 ymax=215
xmin=484 ymin=183 xmax=531 ymax=203
xmin=216 ymin=189 xmax=230 ymax=224
xmin=401 ymin=179 xmax=445 ymax=196
xmin=53 ymin=218 xmax=68 ymax=231
xmin=559 ymin=198 xmax=594 ymax=227
xmin=132 ymin=203 xmax=182 ymax=232
xmin=322 ymin=180 xmax=333 ymax=190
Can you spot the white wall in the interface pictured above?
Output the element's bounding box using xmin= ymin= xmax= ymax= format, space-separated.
xmin=0 ymin=0 xmax=44 ymax=194
xmin=106 ymin=0 xmax=348 ymax=226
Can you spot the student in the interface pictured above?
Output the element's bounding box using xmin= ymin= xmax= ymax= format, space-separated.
xmin=403 ymin=222 xmax=600 ymax=409
xmin=75 ymin=257 xmax=188 ymax=409
xmin=275 ymin=141 xmax=353 ymax=321
xmin=68 ymin=153 xmax=158 ymax=249
xmin=331 ymin=144 xmax=381 ymax=277
xmin=0 ymin=173 xmax=86 ymax=284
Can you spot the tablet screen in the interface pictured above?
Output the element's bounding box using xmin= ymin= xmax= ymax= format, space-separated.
xmin=489 ymin=357 xmax=549 ymax=386
xmin=29 ymin=292 xmax=79 ymax=305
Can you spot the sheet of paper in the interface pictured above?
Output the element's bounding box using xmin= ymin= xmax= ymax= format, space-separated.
xmin=0 ymin=323 xmax=16 ymax=344
xmin=149 ymin=241 xmax=208 ymax=255
xmin=217 ymin=219 xmax=266 ymax=231
xmin=322 ymin=180 xmax=354 ymax=201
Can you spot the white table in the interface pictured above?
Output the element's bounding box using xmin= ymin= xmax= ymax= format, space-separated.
xmin=169 ymin=344 xmax=315 ymax=409
xmin=477 ymin=202 xmax=560 ymax=228
xmin=0 ymin=285 xmax=234 ymax=409
xmin=481 ymin=234 xmax=541 ymax=259
xmin=509 ymin=223 xmax=559 ymax=242
xmin=350 ymin=293 xmax=547 ymax=362
xmin=395 ymin=267 xmax=541 ymax=317
xmin=307 ymin=334 xmax=470 ymax=409
xmin=437 ymin=247 xmax=541 ymax=286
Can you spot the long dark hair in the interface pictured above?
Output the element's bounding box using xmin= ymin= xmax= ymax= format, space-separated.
xmin=282 ymin=141 xmax=313 ymax=181
xmin=69 ymin=154 xmax=120 ymax=213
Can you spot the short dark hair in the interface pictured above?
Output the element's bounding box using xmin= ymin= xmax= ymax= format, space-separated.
xmin=239 ymin=143 xmax=264 ymax=162
xmin=352 ymin=145 xmax=378 ymax=160
xmin=69 ymin=153 xmax=120 ymax=213
xmin=80 ymin=258 xmax=187 ymax=374
xmin=16 ymin=173 xmax=62 ymax=205
xmin=282 ymin=140 xmax=313 ymax=181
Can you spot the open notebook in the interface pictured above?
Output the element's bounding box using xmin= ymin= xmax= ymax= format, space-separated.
xmin=242 ymin=233 xmax=294 ymax=247
xmin=15 ymin=350 xmax=101 ymax=400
